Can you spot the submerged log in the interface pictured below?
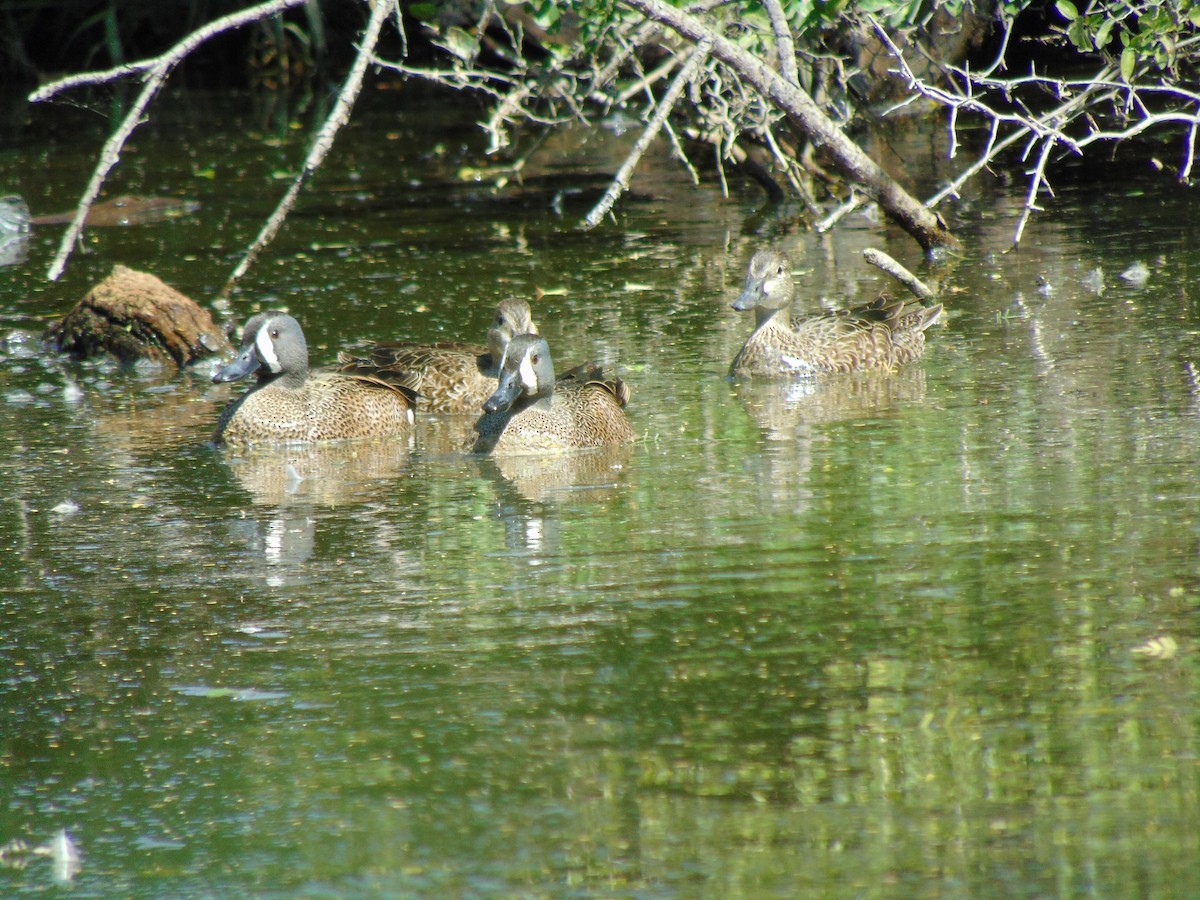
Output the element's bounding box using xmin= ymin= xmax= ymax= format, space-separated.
xmin=45 ymin=265 xmax=230 ymax=366
xmin=31 ymin=195 xmax=200 ymax=227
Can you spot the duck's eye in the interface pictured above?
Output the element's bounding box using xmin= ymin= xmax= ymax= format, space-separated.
xmin=531 ymin=353 xmax=539 ymax=364
xmin=270 ymin=328 xmax=280 ymax=338
xmin=776 ymin=265 xmax=784 ymax=275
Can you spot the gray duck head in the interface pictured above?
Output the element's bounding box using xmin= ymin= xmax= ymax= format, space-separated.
xmin=483 ymin=333 xmax=554 ymax=414
xmin=213 ymin=311 xmax=309 ymax=389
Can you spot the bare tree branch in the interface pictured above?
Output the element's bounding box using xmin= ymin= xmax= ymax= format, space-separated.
xmin=582 ymin=36 xmax=712 ymax=229
xmin=223 ymin=0 xmax=397 ymax=293
xmin=762 ymin=0 xmax=797 ymax=86
xmin=619 ymin=0 xmax=958 ymax=250
xmin=30 ymin=0 xmax=310 ymax=281
xmin=862 ymin=248 xmax=935 ymax=303
xmin=870 ymin=14 xmax=1200 ymax=245
xmin=29 ymin=0 xmax=308 ymax=102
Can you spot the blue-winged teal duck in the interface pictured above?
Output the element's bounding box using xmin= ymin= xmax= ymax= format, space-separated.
xmin=336 ymin=298 xmax=537 ymax=414
xmin=212 ymin=311 xmax=418 ymax=446
xmin=730 ymin=249 xmax=943 ymax=377
xmin=470 ymin=334 xmax=633 ymax=454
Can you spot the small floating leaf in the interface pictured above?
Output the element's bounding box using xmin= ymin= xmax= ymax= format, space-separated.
xmin=1131 ymin=635 xmax=1177 ymax=659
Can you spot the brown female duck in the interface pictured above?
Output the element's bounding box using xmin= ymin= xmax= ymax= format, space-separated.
xmin=336 ymin=298 xmax=537 ymax=414
xmin=730 ymin=249 xmax=942 ymax=377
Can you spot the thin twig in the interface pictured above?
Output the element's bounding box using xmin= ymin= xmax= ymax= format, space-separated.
xmin=43 ymin=73 xmax=165 ymax=281
xmin=581 ymin=36 xmax=712 ymax=229
xmin=29 ymin=0 xmax=307 ymax=102
xmin=1013 ymin=138 xmax=1056 ymax=245
xmin=816 ymin=192 xmax=865 ymax=232
xmin=224 ymin=0 xmax=396 ymax=292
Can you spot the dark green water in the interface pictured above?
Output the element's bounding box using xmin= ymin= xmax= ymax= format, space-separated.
xmin=2 ymin=86 xmax=1200 ymax=897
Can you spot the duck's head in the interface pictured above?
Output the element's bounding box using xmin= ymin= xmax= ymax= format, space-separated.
xmin=486 ymin=298 xmax=538 ymax=361
xmin=483 ymin=333 xmax=555 ymax=414
xmin=731 ymin=249 xmax=794 ymax=314
xmin=213 ymin=311 xmax=309 ymax=388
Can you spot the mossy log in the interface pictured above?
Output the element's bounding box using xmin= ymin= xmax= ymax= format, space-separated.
xmin=46 ymin=264 xmax=230 ymax=366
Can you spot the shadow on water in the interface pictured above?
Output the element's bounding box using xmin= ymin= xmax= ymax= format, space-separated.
xmin=2 ymin=88 xmax=1200 ymax=896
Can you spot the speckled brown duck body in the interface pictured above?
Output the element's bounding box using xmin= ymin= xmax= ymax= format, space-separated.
xmin=336 ymin=299 xmax=537 ymax=414
xmin=470 ymin=334 xmax=633 ymax=454
xmin=730 ymin=249 xmax=943 ymax=377
xmin=212 ymin=311 xmax=418 ymax=446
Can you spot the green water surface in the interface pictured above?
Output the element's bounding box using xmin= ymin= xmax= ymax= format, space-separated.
xmin=1 ymin=87 xmax=1199 ymax=897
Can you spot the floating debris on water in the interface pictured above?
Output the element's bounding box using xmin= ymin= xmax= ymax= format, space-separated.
xmin=1081 ymin=267 xmax=1105 ymax=295
xmin=1131 ymin=635 xmax=1178 ymax=660
xmin=1120 ymin=261 xmax=1150 ymax=286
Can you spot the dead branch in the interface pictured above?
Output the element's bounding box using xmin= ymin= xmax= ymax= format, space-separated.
xmin=862 ymin=248 xmax=935 ymax=303
xmin=583 ymin=36 xmax=713 ymax=229
xmin=762 ymin=0 xmax=797 ymax=86
xmin=870 ymin=14 xmax=1200 ymax=245
xmin=619 ymin=0 xmax=959 ymax=251
xmin=29 ymin=0 xmax=307 ymax=103
xmin=223 ymin=0 xmax=397 ymax=293
xmin=30 ymin=0 xmax=309 ymax=281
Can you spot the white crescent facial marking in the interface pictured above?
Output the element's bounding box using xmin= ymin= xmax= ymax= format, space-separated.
xmin=256 ymin=324 xmax=282 ymax=373
xmin=519 ymin=353 xmax=538 ymax=392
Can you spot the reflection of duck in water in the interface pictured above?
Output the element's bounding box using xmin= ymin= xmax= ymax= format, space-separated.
xmin=212 ymin=311 xmax=418 ymax=446
xmin=730 ymin=249 xmax=942 ymax=377
xmin=220 ymin=440 xmax=413 ymax=507
xmin=470 ymin=334 xmax=633 ymax=454
xmin=482 ymin=442 xmax=633 ymax=504
xmin=734 ymin=368 xmax=929 ymax=440
xmin=336 ymin=298 xmax=538 ymax=414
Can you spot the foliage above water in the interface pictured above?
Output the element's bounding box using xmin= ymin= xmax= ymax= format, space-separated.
xmin=16 ymin=0 xmax=1200 ymax=277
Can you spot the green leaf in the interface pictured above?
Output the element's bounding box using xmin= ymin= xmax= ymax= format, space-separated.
xmin=1067 ymin=18 xmax=1090 ymax=51
xmin=1094 ymin=17 xmax=1115 ymax=49
xmin=1055 ymin=0 xmax=1079 ymax=21
xmin=1121 ymin=45 xmax=1137 ymax=81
